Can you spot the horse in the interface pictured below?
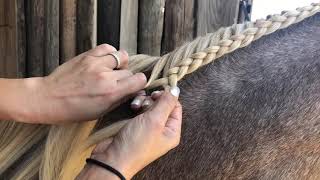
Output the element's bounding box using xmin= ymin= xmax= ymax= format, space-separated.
xmin=103 ymin=12 xmax=320 ymax=180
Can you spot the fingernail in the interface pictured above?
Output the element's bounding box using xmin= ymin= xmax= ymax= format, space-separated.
xmin=136 ymin=73 xmax=147 ymax=82
xmin=142 ymin=99 xmax=152 ymax=107
xmin=170 ymin=86 xmax=180 ymax=97
xmin=151 ymin=90 xmax=161 ymax=96
xmin=131 ymin=98 xmax=142 ymax=107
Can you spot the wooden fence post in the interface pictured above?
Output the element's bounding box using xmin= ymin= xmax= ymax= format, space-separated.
xmin=161 ymin=0 xmax=195 ymax=54
xmin=44 ymin=0 xmax=59 ymax=75
xmin=0 ymin=0 xmax=26 ymax=78
xmin=77 ymin=0 xmax=96 ymax=53
xmin=97 ymin=0 xmax=121 ymax=49
xmin=120 ymin=0 xmax=138 ymax=55
xmin=60 ymin=0 xmax=77 ymax=63
xmin=195 ymin=0 xmax=240 ymax=36
xmin=25 ymin=0 xmax=45 ymax=77
xmin=138 ymin=0 xmax=165 ymax=56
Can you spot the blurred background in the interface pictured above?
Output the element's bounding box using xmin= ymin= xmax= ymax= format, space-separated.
xmin=252 ymin=0 xmax=318 ymax=20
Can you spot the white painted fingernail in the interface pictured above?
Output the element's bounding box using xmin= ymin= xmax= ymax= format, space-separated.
xmin=142 ymin=99 xmax=152 ymax=107
xmin=170 ymin=86 xmax=180 ymax=97
xmin=131 ymin=99 xmax=142 ymax=106
xmin=151 ymin=90 xmax=161 ymax=96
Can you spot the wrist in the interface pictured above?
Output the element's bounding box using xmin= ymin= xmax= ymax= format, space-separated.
xmin=76 ymin=164 xmax=122 ymax=180
xmin=1 ymin=77 xmax=48 ymax=123
xmin=91 ymin=153 xmax=134 ymax=180
xmin=19 ymin=77 xmax=47 ymax=122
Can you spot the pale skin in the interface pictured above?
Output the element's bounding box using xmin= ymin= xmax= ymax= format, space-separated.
xmin=0 ymin=44 xmax=182 ymax=179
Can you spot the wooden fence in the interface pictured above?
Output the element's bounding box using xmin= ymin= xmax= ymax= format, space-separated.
xmin=0 ymin=0 xmax=251 ymax=79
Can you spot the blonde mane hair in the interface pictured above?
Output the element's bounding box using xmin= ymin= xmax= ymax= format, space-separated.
xmin=0 ymin=3 xmax=319 ymax=179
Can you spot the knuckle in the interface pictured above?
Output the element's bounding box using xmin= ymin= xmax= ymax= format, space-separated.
xmin=82 ymin=55 xmax=95 ymax=62
xmin=95 ymin=72 xmax=108 ymax=81
xmin=81 ymin=56 xmax=97 ymax=72
xmin=122 ymin=70 xmax=133 ymax=76
xmin=98 ymin=44 xmax=116 ymax=52
xmin=102 ymin=82 xmax=117 ymax=97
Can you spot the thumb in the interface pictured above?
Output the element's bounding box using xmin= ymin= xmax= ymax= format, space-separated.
xmin=146 ymin=87 xmax=180 ymax=126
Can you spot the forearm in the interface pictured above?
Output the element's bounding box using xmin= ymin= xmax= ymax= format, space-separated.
xmin=0 ymin=78 xmax=45 ymax=123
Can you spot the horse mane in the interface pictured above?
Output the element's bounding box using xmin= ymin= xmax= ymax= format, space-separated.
xmin=0 ymin=3 xmax=319 ymax=180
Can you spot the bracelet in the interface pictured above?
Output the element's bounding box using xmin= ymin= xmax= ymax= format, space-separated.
xmin=86 ymin=158 xmax=126 ymax=180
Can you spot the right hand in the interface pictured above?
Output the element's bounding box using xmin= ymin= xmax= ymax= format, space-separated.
xmin=77 ymin=87 xmax=182 ymax=180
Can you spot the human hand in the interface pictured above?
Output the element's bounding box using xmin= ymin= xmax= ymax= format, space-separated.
xmin=20 ymin=44 xmax=147 ymax=124
xmin=77 ymin=87 xmax=182 ymax=180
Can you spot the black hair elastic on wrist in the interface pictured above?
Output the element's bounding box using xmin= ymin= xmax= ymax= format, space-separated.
xmin=86 ymin=158 xmax=126 ymax=180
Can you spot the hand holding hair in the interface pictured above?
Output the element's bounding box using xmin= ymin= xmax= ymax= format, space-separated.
xmin=0 ymin=44 xmax=147 ymax=124
xmin=76 ymin=88 xmax=182 ymax=180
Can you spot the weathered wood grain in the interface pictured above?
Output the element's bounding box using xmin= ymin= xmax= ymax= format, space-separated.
xmin=161 ymin=0 xmax=195 ymax=54
xmin=60 ymin=0 xmax=77 ymax=63
xmin=0 ymin=0 xmax=4 ymax=26
xmin=77 ymin=0 xmax=96 ymax=53
xmin=0 ymin=0 xmax=5 ymax=77
xmin=120 ymin=0 xmax=138 ymax=55
xmin=44 ymin=0 xmax=59 ymax=75
xmin=0 ymin=0 xmax=26 ymax=78
xmin=26 ymin=0 xmax=45 ymax=77
xmin=195 ymin=0 xmax=240 ymax=36
xmin=97 ymin=0 xmax=121 ymax=49
xmin=16 ymin=0 xmax=26 ymax=78
xmin=138 ymin=0 xmax=166 ymax=56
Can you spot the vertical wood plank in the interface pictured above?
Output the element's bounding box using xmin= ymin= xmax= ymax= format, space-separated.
xmin=184 ymin=0 xmax=196 ymax=42
xmin=60 ymin=0 xmax=77 ymax=62
xmin=97 ymin=0 xmax=121 ymax=49
xmin=161 ymin=0 xmax=195 ymax=54
xmin=16 ymin=0 xmax=26 ymax=78
xmin=0 ymin=0 xmax=4 ymax=26
xmin=0 ymin=0 xmax=6 ymax=77
xmin=93 ymin=0 xmax=97 ymax=47
xmin=0 ymin=0 xmax=25 ymax=78
xmin=195 ymin=0 xmax=240 ymax=36
xmin=120 ymin=0 xmax=138 ymax=55
xmin=77 ymin=0 xmax=96 ymax=53
xmin=138 ymin=0 xmax=165 ymax=56
xmin=26 ymin=0 xmax=45 ymax=77
xmin=44 ymin=1 xmax=59 ymax=75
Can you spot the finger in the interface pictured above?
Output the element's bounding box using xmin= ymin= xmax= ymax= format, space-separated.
xmin=151 ymin=90 xmax=163 ymax=100
xmin=96 ymin=50 xmax=129 ymax=70
xmin=118 ymin=50 xmax=129 ymax=69
xmin=131 ymin=95 xmax=147 ymax=110
xmin=91 ymin=137 xmax=114 ymax=154
xmin=112 ymin=70 xmax=133 ymax=80
xmin=142 ymin=97 xmax=154 ymax=111
xmin=147 ymin=87 xmax=180 ymax=126
xmin=87 ymin=44 xmax=117 ymax=56
xmin=165 ymin=101 xmax=183 ymax=135
xmin=115 ymin=73 xmax=147 ymax=99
